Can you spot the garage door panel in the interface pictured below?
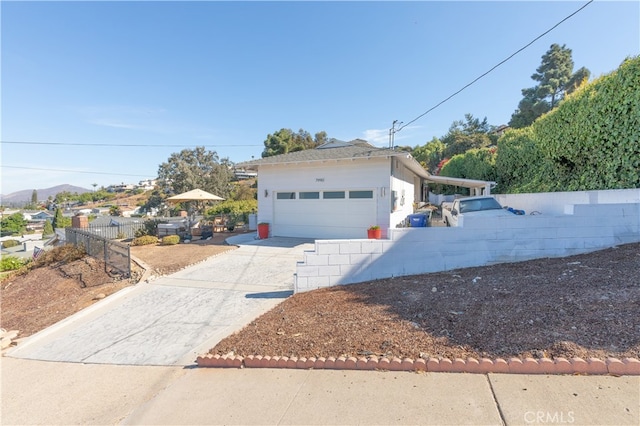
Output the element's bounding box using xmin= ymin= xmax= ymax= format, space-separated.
xmin=273 ymin=192 xmax=376 ymax=238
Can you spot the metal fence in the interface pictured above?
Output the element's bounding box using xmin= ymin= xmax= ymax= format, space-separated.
xmin=65 ymin=228 xmax=131 ymax=277
xmin=86 ymin=222 xmax=146 ymax=240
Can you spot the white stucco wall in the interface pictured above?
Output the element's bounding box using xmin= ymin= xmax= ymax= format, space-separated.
xmin=389 ymin=158 xmax=418 ymax=229
xmin=494 ymin=188 xmax=640 ymax=215
xmin=294 ymin=191 xmax=640 ymax=292
xmin=256 ymin=158 xmax=421 ymax=238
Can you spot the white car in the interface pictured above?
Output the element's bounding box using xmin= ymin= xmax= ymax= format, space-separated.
xmin=442 ymin=196 xmax=514 ymax=227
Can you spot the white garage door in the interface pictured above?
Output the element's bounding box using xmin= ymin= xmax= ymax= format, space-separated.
xmin=273 ymin=190 xmax=377 ymax=239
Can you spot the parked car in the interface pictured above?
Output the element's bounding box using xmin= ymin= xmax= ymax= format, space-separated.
xmin=441 ymin=196 xmax=513 ymax=227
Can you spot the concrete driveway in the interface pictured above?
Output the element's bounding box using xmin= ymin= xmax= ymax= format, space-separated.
xmin=6 ymin=235 xmax=314 ymax=366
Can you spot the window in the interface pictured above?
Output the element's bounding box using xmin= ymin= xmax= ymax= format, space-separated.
xmin=349 ymin=190 xmax=373 ymax=199
xmin=299 ymin=191 xmax=320 ymax=199
xmin=276 ymin=192 xmax=296 ymax=200
xmin=323 ymin=191 xmax=345 ymax=199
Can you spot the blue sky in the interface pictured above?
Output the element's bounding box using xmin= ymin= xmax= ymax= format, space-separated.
xmin=1 ymin=1 xmax=638 ymax=195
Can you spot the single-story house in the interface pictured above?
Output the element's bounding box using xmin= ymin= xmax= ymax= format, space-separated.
xmin=21 ymin=210 xmax=54 ymax=232
xmin=22 ymin=210 xmax=54 ymax=221
xmin=238 ymin=138 xmax=494 ymax=239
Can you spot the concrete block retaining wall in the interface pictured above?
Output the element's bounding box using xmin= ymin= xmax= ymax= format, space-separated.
xmin=495 ymin=188 xmax=640 ymax=215
xmin=294 ymin=199 xmax=640 ymax=293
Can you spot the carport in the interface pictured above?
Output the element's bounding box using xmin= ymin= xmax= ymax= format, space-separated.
xmin=425 ymin=175 xmax=495 ymax=196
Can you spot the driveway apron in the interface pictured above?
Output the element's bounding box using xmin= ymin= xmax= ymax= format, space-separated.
xmin=6 ymin=236 xmax=314 ymax=366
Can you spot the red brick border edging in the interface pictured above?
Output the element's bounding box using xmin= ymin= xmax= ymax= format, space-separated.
xmin=196 ymin=354 xmax=640 ymax=375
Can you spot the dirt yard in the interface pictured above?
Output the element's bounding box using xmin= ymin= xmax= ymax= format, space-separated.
xmin=210 ymin=242 xmax=640 ymax=361
xmin=2 ymin=235 xmax=639 ymax=361
xmin=129 ymin=232 xmax=239 ymax=276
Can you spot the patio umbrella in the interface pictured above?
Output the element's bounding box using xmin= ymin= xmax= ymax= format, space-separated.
xmin=166 ymin=189 xmax=225 ymax=203
xmin=166 ymin=189 xmax=225 ymax=224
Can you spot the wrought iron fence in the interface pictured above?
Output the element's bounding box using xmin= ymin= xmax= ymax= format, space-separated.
xmin=86 ymin=222 xmax=146 ymax=239
xmin=65 ymin=228 xmax=131 ymax=277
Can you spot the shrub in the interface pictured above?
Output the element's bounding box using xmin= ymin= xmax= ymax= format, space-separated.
xmin=1 ymin=239 xmax=20 ymax=249
xmin=495 ymin=127 xmax=552 ymax=193
xmin=440 ymin=147 xmax=497 ymax=183
xmin=32 ymin=245 xmax=86 ymax=268
xmin=495 ymin=56 xmax=640 ymax=192
xmin=206 ymin=199 xmax=257 ymax=218
xmin=135 ymin=219 xmax=160 ymax=237
xmin=161 ymin=235 xmax=180 ymax=245
xmin=43 ymin=220 xmax=54 ymax=236
xmin=131 ymin=235 xmax=159 ymax=246
xmin=0 ymin=255 xmax=29 ymax=272
xmin=533 ymin=56 xmax=640 ymax=190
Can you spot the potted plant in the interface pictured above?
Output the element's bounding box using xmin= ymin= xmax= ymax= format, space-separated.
xmin=257 ymin=222 xmax=269 ymax=239
xmin=367 ymin=225 xmax=382 ymax=239
xmin=226 ymin=213 xmax=239 ymax=232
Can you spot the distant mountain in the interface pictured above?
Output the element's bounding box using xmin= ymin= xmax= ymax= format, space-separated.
xmin=1 ymin=184 xmax=91 ymax=205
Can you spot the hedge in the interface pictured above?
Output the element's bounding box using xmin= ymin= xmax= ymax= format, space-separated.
xmin=496 ymin=56 xmax=640 ymax=193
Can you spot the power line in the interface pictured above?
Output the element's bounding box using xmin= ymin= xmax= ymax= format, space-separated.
xmin=1 ymin=140 xmax=263 ymax=147
xmin=396 ymin=0 xmax=593 ymax=133
xmin=0 ymin=165 xmax=153 ymax=178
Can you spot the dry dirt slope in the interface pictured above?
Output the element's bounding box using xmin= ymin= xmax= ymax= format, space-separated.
xmin=210 ymin=242 xmax=640 ymax=361
xmin=1 ymin=235 xmax=235 ymax=339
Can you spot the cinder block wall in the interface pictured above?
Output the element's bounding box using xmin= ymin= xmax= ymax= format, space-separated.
xmin=294 ymin=201 xmax=640 ymax=293
xmin=494 ymin=189 xmax=640 ymax=215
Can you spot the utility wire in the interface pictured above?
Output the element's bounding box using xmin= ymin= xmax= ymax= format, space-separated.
xmin=1 ymin=140 xmax=263 ymax=147
xmin=396 ymin=0 xmax=593 ymax=133
xmin=0 ymin=165 xmax=152 ymax=178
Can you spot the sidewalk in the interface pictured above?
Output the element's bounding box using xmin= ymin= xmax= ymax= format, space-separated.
xmin=2 ymin=357 xmax=638 ymax=425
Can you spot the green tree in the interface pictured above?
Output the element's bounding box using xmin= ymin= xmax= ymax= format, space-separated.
xmin=314 ymin=131 xmax=329 ymax=146
xmin=230 ymin=183 xmax=257 ymax=201
xmin=508 ymin=87 xmax=551 ymax=129
xmin=261 ymin=128 xmax=328 ymax=157
xmin=54 ymin=191 xmax=74 ymax=208
xmin=411 ymin=137 xmax=445 ymax=172
xmin=566 ymin=66 xmax=591 ymax=95
xmin=0 ymin=213 xmax=27 ymax=236
xmin=109 ymin=205 xmax=123 ymax=216
xmin=23 ymin=189 xmax=39 ymax=210
xmin=52 ymin=208 xmax=71 ymax=229
xmin=78 ymin=192 xmax=94 ymax=204
xmin=140 ymin=189 xmax=166 ymax=214
xmin=43 ymin=220 xmax=54 ymax=236
xmin=157 ymin=146 xmax=234 ymax=197
xmin=510 ymin=44 xmax=590 ymax=128
xmin=532 ymin=43 xmax=575 ymax=108
xmin=441 ymin=114 xmax=492 ymax=158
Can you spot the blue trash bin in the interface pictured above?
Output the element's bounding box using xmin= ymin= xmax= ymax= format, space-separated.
xmin=408 ymin=213 xmax=427 ymax=227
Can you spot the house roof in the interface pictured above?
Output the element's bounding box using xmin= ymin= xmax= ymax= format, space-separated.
xmin=238 ymin=139 xmax=431 ymax=178
xmin=238 ymin=138 xmax=495 ymax=191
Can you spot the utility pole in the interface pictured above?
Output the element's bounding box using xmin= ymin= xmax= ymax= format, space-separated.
xmin=388 ymin=120 xmax=402 ymax=149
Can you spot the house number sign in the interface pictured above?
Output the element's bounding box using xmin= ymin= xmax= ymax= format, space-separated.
xmin=316 ymin=178 xmax=325 ymax=182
